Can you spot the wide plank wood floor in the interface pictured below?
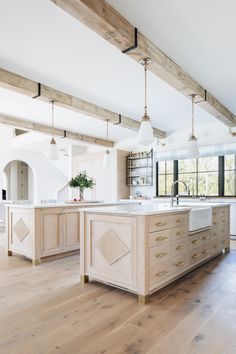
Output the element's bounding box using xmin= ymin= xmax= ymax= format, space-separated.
xmin=1 ymin=230 xmax=236 ymax=354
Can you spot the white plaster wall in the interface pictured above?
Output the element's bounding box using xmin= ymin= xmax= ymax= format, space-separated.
xmin=127 ymin=121 xmax=236 ymax=198
xmin=0 ymin=126 xmax=69 ymax=203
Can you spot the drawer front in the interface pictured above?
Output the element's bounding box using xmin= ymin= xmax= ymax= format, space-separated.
xmin=220 ymin=216 xmax=229 ymax=225
xmin=201 ymin=243 xmax=211 ymax=260
xmin=149 ymin=260 xmax=170 ymax=287
xmin=149 ymin=244 xmax=169 ymax=266
xmin=170 ymin=225 xmax=188 ymax=242
xmin=171 ymin=238 xmax=188 ymax=257
xmin=189 ymin=234 xmax=202 ymax=250
xmin=190 ymin=230 xmax=211 ymax=250
xmin=171 ymin=253 xmax=188 ymax=276
xmin=212 ymin=207 xmax=229 ymax=217
xmin=149 ymin=213 xmax=188 ymax=233
xmin=222 ymin=238 xmax=230 ymax=248
xmin=211 ymin=228 xmax=220 ymax=239
xmin=211 ymin=238 xmax=221 ymax=254
xmin=201 ymin=230 xmax=211 ymax=242
xmin=149 ymin=229 xmax=170 ymax=248
xmin=190 ymin=246 xmax=203 ymax=265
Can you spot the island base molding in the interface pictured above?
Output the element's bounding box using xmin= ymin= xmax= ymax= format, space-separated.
xmin=80 ymin=205 xmax=230 ymax=304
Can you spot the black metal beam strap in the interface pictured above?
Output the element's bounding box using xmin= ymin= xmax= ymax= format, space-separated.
xmin=195 ymin=89 xmax=207 ymax=104
xmin=63 ymin=130 xmax=67 ymax=138
xmin=122 ymin=27 xmax=138 ymax=54
xmin=114 ymin=114 xmax=122 ymax=125
xmin=32 ymin=83 xmax=41 ymax=99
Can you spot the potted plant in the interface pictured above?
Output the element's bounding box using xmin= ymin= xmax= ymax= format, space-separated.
xmin=68 ymin=171 xmax=95 ymax=202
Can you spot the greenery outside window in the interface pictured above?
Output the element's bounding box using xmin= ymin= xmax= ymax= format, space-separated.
xmin=225 ymin=155 xmax=236 ymax=196
xmin=156 ymin=154 xmax=236 ymax=197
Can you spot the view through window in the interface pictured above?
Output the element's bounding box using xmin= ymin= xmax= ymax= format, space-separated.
xmin=156 ymin=154 xmax=236 ymax=197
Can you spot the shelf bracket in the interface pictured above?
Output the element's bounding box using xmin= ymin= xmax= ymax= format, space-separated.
xmin=122 ymin=27 xmax=138 ymax=54
xmin=32 ymin=83 xmax=41 ymax=99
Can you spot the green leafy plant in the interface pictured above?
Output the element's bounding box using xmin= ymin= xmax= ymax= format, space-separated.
xmin=68 ymin=171 xmax=95 ymax=191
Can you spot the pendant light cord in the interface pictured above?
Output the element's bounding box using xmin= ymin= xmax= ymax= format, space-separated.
xmin=106 ymin=119 xmax=109 ymax=152
xmin=192 ymin=95 xmax=194 ymax=137
xmin=191 ymin=94 xmax=197 ymax=137
xmin=51 ymin=100 xmax=55 ymax=138
xmin=144 ymin=62 xmax=148 ymax=114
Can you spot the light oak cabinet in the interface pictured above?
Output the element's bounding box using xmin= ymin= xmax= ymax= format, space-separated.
xmin=39 ymin=208 xmax=80 ymax=258
xmin=7 ymin=205 xmax=81 ymax=264
xmin=81 ymin=205 xmax=230 ymax=304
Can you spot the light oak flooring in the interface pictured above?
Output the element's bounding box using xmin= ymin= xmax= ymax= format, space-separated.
xmin=1 ymin=230 xmax=236 ymax=354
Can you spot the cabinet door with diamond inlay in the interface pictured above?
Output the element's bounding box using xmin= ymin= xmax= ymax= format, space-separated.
xmin=87 ymin=215 xmax=138 ymax=289
xmin=9 ymin=209 xmax=33 ymax=257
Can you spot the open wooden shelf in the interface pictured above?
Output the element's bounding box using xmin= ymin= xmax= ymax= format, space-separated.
xmin=126 ymin=149 xmax=153 ymax=187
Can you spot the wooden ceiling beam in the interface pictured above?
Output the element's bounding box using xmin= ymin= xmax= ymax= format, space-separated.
xmin=0 ymin=68 xmax=166 ymax=139
xmin=0 ymin=114 xmax=114 ymax=147
xmin=51 ymin=0 xmax=236 ymax=127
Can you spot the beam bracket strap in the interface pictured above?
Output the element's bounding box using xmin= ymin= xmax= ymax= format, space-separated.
xmin=114 ymin=114 xmax=122 ymax=125
xmin=64 ymin=130 xmax=67 ymax=138
xmin=32 ymin=83 xmax=41 ymax=99
xmin=195 ymin=89 xmax=207 ymax=104
xmin=122 ymin=27 xmax=138 ymax=54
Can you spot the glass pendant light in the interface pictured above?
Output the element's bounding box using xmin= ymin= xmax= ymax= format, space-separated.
xmin=48 ymin=100 xmax=59 ymax=161
xmin=103 ymin=119 xmax=111 ymax=167
xmin=187 ymin=94 xmax=199 ymax=158
xmin=138 ymin=58 xmax=154 ymax=145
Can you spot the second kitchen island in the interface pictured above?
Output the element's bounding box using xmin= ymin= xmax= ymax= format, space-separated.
xmin=80 ymin=203 xmax=230 ymax=303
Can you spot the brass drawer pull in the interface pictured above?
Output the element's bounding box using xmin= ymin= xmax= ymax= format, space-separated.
xmin=175 ymin=261 xmax=184 ymax=266
xmin=176 ymin=245 xmax=184 ymax=250
xmin=192 ymin=239 xmax=200 ymax=244
xmin=155 ymin=236 xmax=168 ymax=241
xmin=156 ymin=271 xmax=168 ymax=277
xmin=202 ymin=249 xmax=209 ymax=254
xmin=176 ymin=218 xmax=184 ymax=223
xmin=155 ymin=222 xmax=168 ymax=227
xmin=176 ymin=231 xmax=183 ymax=236
xmin=202 ymin=236 xmax=209 ymax=240
xmin=192 ymin=253 xmax=200 ymax=259
xmin=156 ymin=252 xmax=167 ymax=258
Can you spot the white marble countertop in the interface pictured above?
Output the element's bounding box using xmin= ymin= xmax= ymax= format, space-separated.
xmin=80 ymin=203 xmax=191 ymax=216
xmin=81 ymin=201 xmax=230 ymax=216
xmin=5 ymin=200 xmax=141 ymax=209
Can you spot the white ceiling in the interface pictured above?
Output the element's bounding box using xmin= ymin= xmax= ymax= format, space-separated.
xmin=108 ymin=0 xmax=236 ymax=114
xmin=0 ymin=0 xmax=230 ymax=146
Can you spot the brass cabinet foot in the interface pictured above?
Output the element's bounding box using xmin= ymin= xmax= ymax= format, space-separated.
xmin=8 ymin=250 xmax=12 ymax=256
xmin=32 ymin=259 xmax=40 ymax=266
xmin=138 ymin=294 xmax=149 ymax=304
xmin=80 ymin=275 xmax=89 ymax=283
xmin=225 ymin=247 xmax=230 ymax=253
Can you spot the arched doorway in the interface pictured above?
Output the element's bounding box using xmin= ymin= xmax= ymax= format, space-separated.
xmin=2 ymin=160 xmax=34 ymax=202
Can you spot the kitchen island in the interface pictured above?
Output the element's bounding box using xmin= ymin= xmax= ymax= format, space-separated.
xmin=7 ymin=201 xmax=140 ymax=264
xmin=80 ymin=203 xmax=230 ymax=303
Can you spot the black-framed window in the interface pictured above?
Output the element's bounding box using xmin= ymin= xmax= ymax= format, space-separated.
xmin=156 ymin=154 xmax=236 ymax=197
xmin=225 ymin=155 xmax=236 ymax=196
xmin=157 ymin=160 xmax=174 ymax=196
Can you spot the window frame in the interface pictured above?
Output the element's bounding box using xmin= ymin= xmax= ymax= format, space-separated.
xmin=156 ymin=155 xmax=236 ymax=197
